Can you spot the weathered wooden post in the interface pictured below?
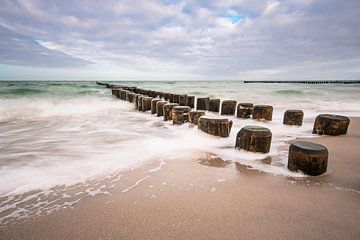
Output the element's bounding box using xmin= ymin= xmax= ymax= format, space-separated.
xmin=312 ymin=114 xmax=350 ymax=135
xmin=173 ymin=94 xmax=180 ymax=104
xmin=198 ymin=116 xmax=233 ymax=137
xmin=164 ymin=93 xmax=171 ymax=101
xmin=235 ymin=126 xmax=272 ymax=153
xmin=111 ymin=87 xmax=121 ymax=97
xmin=151 ymin=99 xmax=162 ymax=114
xmin=158 ymin=92 xmax=165 ymax=99
xmin=134 ymin=94 xmax=141 ymax=109
xmin=137 ymin=96 xmax=144 ymax=111
xmin=169 ymin=94 xmax=175 ymax=103
xmin=186 ymin=96 xmax=195 ymax=108
xmin=156 ymin=101 xmax=168 ymax=117
xmin=179 ymin=94 xmax=187 ymax=106
xmin=172 ymin=106 xmax=191 ymax=124
xmin=141 ymin=97 xmax=153 ymax=112
xmin=236 ymin=103 xmax=254 ymax=118
xmin=283 ymin=110 xmax=304 ymax=126
xmin=221 ymin=100 xmax=237 ymax=115
xmin=197 ymin=97 xmax=210 ymax=111
xmin=163 ymin=103 xmax=179 ymax=121
xmin=288 ymin=141 xmax=328 ymax=176
xmin=188 ymin=110 xmax=205 ymax=125
xmin=122 ymin=90 xmax=128 ymax=100
xmin=125 ymin=92 xmax=133 ymax=102
xmin=209 ymin=99 xmax=220 ymax=112
xmin=252 ymin=105 xmax=273 ymax=121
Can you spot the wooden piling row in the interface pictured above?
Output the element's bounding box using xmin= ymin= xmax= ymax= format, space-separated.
xmin=97 ymin=81 xmax=351 ymax=176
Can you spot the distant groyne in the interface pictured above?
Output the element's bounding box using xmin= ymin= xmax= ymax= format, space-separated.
xmin=244 ymin=80 xmax=360 ymax=84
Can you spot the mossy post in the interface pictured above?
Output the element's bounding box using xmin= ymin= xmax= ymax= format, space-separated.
xmin=198 ymin=116 xmax=233 ymax=137
xmin=196 ymin=97 xmax=210 ymax=111
xmin=288 ymin=141 xmax=328 ymax=176
xmin=221 ymin=100 xmax=237 ymax=115
xmin=172 ymin=106 xmax=191 ymax=124
xmin=188 ymin=111 xmax=205 ymax=125
xmin=209 ymin=99 xmax=220 ymax=112
xmin=283 ymin=110 xmax=304 ymax=126
xmin=151 ymin=98 xmax=162 ymax=114
xmin=312 ymin=114 xmax=350 ymax=136
xmin=235 ymin=126 xmax=272 ymax=153
xmin=156 ymin=101 xmax=168 ymax=117
xmin=252 ymin=105 xmax=273 ymax=121
xmin=237 ymin=103 xmax=254 ymax=118
xmin=163 ymin=103 xmax=179 ymax=121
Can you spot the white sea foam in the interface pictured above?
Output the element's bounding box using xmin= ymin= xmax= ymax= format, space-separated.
xmin=0 ymin=95 xmax=356 ymax=197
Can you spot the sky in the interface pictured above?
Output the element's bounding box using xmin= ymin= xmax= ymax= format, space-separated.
xmin=0 ymin=0 xmax=359 ymax=81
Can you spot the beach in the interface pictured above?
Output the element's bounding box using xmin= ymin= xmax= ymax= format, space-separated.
xmin=1 ymin=118 xmax=359 ymax=239
xmin=0 ymin=81 xmax=359 ymax=239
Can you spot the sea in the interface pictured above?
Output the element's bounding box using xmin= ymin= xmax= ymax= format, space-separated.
xmin=0 ymin=80 xmax=359 ymax=224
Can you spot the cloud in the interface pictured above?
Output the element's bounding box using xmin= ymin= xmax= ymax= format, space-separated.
xmin=0 ymin=0 xmax=359 ymax=79
xmin=0 ymin=26 xmax=92 ymax=67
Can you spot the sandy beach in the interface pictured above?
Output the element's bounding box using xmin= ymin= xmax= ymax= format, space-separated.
xmin=0 ymin=118 xmax=359 ymax=239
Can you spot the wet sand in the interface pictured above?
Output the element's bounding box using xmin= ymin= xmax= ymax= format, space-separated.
xmin=1 ymin=118 xmax=359 ymax=239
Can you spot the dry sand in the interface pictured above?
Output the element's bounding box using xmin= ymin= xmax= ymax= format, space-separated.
xmin=1 ymin=118 xmax=359 ymax=240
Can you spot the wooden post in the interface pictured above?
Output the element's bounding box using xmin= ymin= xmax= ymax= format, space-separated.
xmin=283 ymin=110 xmax=304 ymax=126
xmin=288 ymin=141 xmax=328 ymax=176
xmin=209 ymin=99 xmax=220 ymax=112
xmin=179 ymin=94 xmax=188 ymax=106
xmin=313 ymin=114 xmax=350 ymax=135
xmin=151 ymin=99 xmax=162 ymax=114
xmin=186 ymin=96 xmax=195 ymax=108
xmin=198 ymin=116 xmax=233 ymax=137
xmin=188 ymin=110 xmax=205 ymax=125
xmin=172 ymin=106 xmax=191 ymax=124
xmin=235 ymin=125 xmax=272 ymax=153
xmin=252 ymin=105 xmax=273 ymax=121
xmin=236 ymin=103 xmax=254 ymax=118
xmin=156 ymin=101 xmax=168 ymax=117
xmin=196 ymin=97 xmax=210 ymax=111
xmin=163 ymin=103 xmax=179 ymax=121
xmin=221 ymin=100 xmax=237 ymax=115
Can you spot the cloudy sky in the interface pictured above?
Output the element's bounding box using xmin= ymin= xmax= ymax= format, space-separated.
xmin=0 ymin=0 xmax=359 ymax=80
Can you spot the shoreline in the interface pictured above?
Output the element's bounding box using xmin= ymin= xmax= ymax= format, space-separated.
xmin=1 ymin=118 xmax=359 ymax=239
